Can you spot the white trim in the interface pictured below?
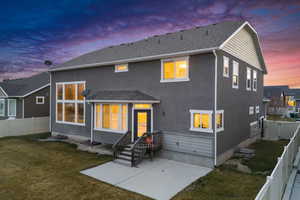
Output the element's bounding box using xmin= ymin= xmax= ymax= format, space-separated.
xmin=36 ymin=96 xmax=45 ymax=104
xmin=160 ymin=56 xmax=190 ymax=83
xmin=131 ymin=104 xmax=153 ymax=142
xmin=189 ymin=109 xmax=213 ymax=133
xmin=213 ymin=50 xmax=218 ymax=166
xmin=253 ymin=70 xmax=257 ymax=92
xmin=250 ymin=121 xmax=258 ymax=126
xmin=23 ymin=84 xmax=50 ymax=98
xmin=49 ymin=47 xmax=217 ymax=72
xmin=223 ymin=56 xmax=229 ymax=78
xmin=246 ymin=67 xmax=252 ymax=91
xmin=216 ymin=110 xmax=224 ymax=133
xmin=0 ymin=99 xmax=5 ymax=116
xmin=232 ymin=60 xmax=239 ymax=89
xmin=22 ymin=99 xmax=24 ymax=118
xmin=49 ymin=73 xmax=52 ymax=131
xmin=0 ymin=87 xmax=8 ymax=97
xmin=55 ymin=81 xmax=86 ymax=126
xmin=90 ymin=103 xmax=94 ymax=143
xmin=115 ymin=64 xmax=128 ymax=72
xmin=86 ymin=99 xmax=160 ymax=103
xmin=249 ymin=106 xmax=254 ymax=115
xmin=7 ymin=99 xmax=16 ymax=117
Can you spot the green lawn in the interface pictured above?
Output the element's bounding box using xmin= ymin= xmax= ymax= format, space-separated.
xmin=0 ymin=133 xmax=288 ymax=200
xmin=267 ymin=114 xmax=296 ymax=122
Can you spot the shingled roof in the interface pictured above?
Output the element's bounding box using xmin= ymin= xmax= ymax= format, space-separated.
xmin=0 ymin=72 xmax=50 ymax=97
xmin=50 ymin=20 xmax=266 ymax=72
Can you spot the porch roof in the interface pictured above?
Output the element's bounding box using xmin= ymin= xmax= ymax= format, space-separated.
xmin=86 ymin=90 xmax=160 ymax=103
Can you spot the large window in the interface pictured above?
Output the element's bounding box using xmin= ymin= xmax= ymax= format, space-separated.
xmin=0 ymin=99 xmax=4 ymax=116
xmin=56 ymin=82 xmax=85 ymax=125
xmin=190 ymin=110 xmax=213 ymax=133
xmin=161 ymin=57 xmax=189 ymax=82
xmin=8 ymin=99 xmax=16 ymax=117
xmin=232 ymin=61 xmax=239 ymax=89
xmin=223 ymin=56 xmax=229 ymax=77
xmin=246 ymin=67 xmax=252 ymax=91
xmin=253 ymin=70 xmax=257 ymax=92
xmin=94 ymin=104 xmax=128 ymax=133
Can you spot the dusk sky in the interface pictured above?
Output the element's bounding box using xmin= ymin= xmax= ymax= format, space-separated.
xmin=1 ymin=0 xmax=300 ymax=86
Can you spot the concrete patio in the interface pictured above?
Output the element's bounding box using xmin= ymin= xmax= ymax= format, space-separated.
xmin=81 ymin=158 xmax=212 ymax=200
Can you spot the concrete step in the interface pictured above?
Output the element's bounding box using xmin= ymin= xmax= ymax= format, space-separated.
xmin=117 ymin=154 xmax=132 ymax=160
xmin=120 ymin=151 xmax=132 ymax=156
xmin=114 ymin=158 xmax=131 ymax=167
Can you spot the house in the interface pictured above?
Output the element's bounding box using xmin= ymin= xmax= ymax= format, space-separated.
xmin=264 ymin=86 xmax=299 ymax=116
xmin=49 ymin=21 xmax=267 ymax=167
xmin=0 ymin=72 xmax=50 ymax=119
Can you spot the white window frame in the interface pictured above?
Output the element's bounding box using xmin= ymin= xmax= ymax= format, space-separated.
xmin=246 ymin=67 xmax=252 ymax=91
xmin=160 ymin=56 xmax=190 ymax=83
xmin=56 ymin=81 xmax=86 ymax=126
xmin=216 ymin=110 xmax=224 ymax=132
xmin=189 ymin=109 xmax=213 ymax=133
xmin=253 ymin=70 xmax=257 ymax=92
xmin=36 ymin=96 xmax=45 ymax=104
xmin=115 ymin=64 xmax=128 ymax=72
xmin=223 ymin=56 xmax=229 ymax=77
xmin=0 ymin=99 xmax=5 ymax=116
xmin=249 ymin=106 xmax=254 ymax=115
xmin=256 ymin=106 xmax=260 ymax=114
xmin=8 ymin=99 xmax=16 ymax=117
xmin=94 ymin=103 xmax=128 ymax=134
xmin=232 ymin=61 xmax=239 ymax=89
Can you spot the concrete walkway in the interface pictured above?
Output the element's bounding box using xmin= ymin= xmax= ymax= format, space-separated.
xmin=81 ymin=158 xmax=212 ymax=200
xmin=290 ymin=163 xmax=300 ymax=200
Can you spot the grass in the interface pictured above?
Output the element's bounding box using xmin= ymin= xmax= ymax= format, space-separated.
xmin=0 ymin=133 xmax=288 ymax=200
xmin=267 ymin=114 xmax=296 ymax=122
xmin=0 ymin=133 xmax=148 ymax=200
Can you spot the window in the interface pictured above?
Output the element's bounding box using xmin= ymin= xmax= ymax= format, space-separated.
xmin=161 ymin=57 xmax=189 ymax=82
xmin=56 ymin=82 xmax=85 ymax=125
xmin=223 ymin=56 xmax=229 ymax=77
xmin=8 ymin=99 xmax=16 ymax=117
xmin=94 ymin=104 xmax=128 ymax=133
xmin=216 ymin=110 xmax=224 ymax=132
xmin=246 ymin=67 xmax=252 ymax=91
xmin=134 ymin=104 xmax=152 ymax=109
xmin=115 ymin=64 xmax=128 ymax=72
xmin=36 ymin=96 xmax=45 ymax=104
xmin=256 ymin=106 xmax=260 ymax=114
xmin=253 ymin=70 xmax=257 ymax=92
xmin=232 ymin=61 xmax=239 ymax=89
xmin=0 ymin=99 xmax=4 ymax=116
xmin=249 ymin=106 xmax=254 ymax=115
xmin=190 ymin=110 xmax=213 ymax=133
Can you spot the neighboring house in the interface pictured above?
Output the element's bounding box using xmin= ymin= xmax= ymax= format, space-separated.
xmin=49 ymin=20 xmax=267 ymax=167
xmin=264 ymin=86 xmax=300 ymax=115
xmin=0 ymin=72 xmax=50 ymax=120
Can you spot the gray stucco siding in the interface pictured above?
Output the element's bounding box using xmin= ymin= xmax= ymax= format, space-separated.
xmin=216 ymin=50 xmax=264 ymax=156
xmin=24 ymin=86 xmax=50 ymax=118
xmin=50 ymin=53 xmax=216 ymax=158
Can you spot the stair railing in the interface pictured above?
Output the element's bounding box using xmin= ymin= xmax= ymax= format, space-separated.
xmin=131 ymin=134 xmax=147 ymax=167
xmin=112 ymin=131 xmax=132 ymax=160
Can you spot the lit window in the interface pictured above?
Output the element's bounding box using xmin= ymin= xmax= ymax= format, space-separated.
xmin=36 ymin=96 xmax=45 ymax=104
xmin=134 ymin=104 xmax=152 ymax=109
xmin=223 ymin=56 xmax=229 ymax=77
xmin=161 ymin=57 xmax=189 ymax=82
xmin=115 ymin=64 xmax=128 ymax=72
xmin=8 ymin=99 xmax=16 ymax=117
xmin=0 ymin=99 xmax=4 ymax=116
xmin=253 ymin=70 xmax=257 ymax=92
xmin=249 ymin=106 xmax=254 ymax=115
xmin=190 ymin=110 xmax=213 ymax=133
xmin=56 ymin=82 xmax=85 ymax=125
xmin=232 ymin=61 xmax=239 ymax=89
xmin=216 ymin=110 xmax=224 ymax=131
xmin=255 ymin=106 xmax=260 ymax=114
xmin=246 ymin=68 xmax=252 ymax=91
xmin=94 ymin=104 xmax=128 ymax=133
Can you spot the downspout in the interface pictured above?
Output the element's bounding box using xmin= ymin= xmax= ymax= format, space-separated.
xmin=49 ymin=72 xmax=52 ymax=132
xmin=213 ymin=50 xmax=218 ymax=166
xmin=22 ymin=99 xmax=24 ymax=118
xmin=90 ymin=103 xmax=94 ymax=144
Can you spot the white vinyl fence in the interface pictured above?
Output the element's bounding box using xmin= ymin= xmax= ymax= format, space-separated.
xmin=264 ymin=120 xmax=300 ymax=140
xmin=0 ymin=117 xmax=49 ymax=138
xmin=255 ymin=124 xmax=300 ymax=200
